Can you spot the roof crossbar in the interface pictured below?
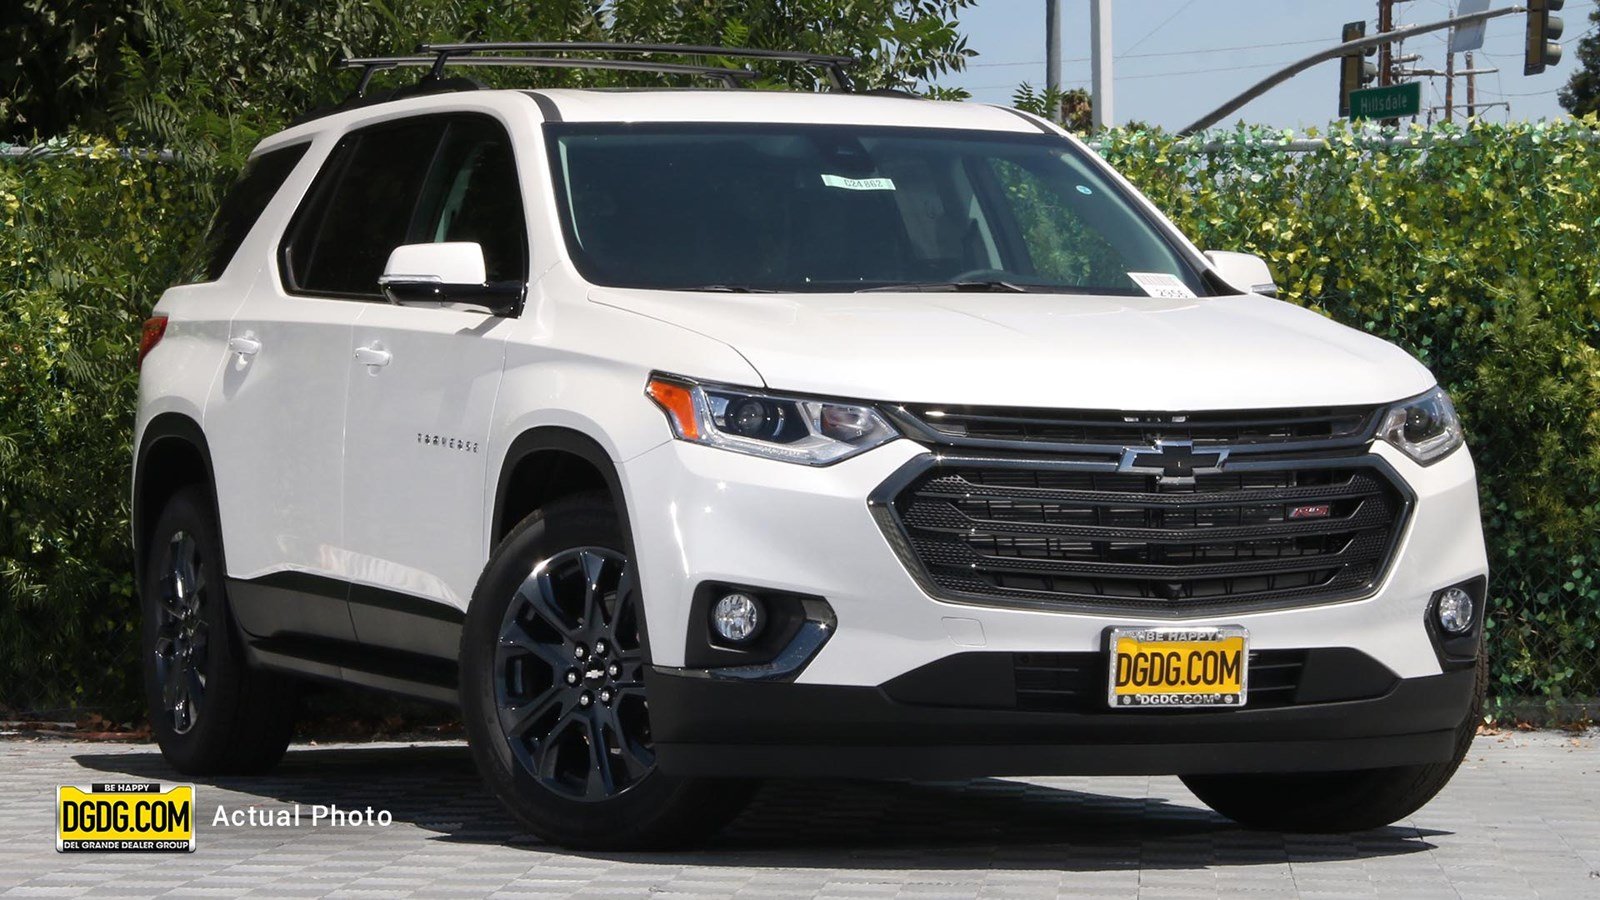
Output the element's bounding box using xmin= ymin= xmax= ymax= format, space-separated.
xmin=412 ymin=41 xmax=857 ymax=91
xmin=339 ymin=54 xmax=760 ymax=94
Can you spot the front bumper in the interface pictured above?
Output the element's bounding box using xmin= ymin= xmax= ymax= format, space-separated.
xmin=648 ymin=664 xmax=1476 ymax=778
xmin=622 ymin=435 xmax=1485 ymax=777
xmin=622 ymin=437 xmax=1487 ymax=684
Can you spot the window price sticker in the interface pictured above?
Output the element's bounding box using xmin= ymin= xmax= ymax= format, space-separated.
xmin=1127 ymin=272 xmax=1197 ymax=299
xmin=820 ymin=173 xmax=896 ymax=191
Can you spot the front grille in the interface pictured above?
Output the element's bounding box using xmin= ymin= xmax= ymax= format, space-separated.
xmin=876 ymin=405 xmax=1411 ymax=615
xmin=902 ymin=404 xmax=1381 ymax=449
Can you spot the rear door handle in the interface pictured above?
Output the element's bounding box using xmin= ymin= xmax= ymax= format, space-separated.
xmin=354 ymin=345 xmax=392 ymax=367
xmin=227 ymin=336 xmax=261 ymax=357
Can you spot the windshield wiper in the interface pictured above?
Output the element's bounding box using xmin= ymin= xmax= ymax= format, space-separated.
xmin=677 ymin=284 xmax=776 ymax=294
xmin=857 ymin=280 xmax=1032 ymax=294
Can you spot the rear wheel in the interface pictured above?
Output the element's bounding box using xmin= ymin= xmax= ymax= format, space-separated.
xmin=1181 ymin=653 xmax=1487 ymax=833
xmin=141 ymin=486 xmax=297 ymax=774
xmin=460 ymin=493 xmax=752 ymax=849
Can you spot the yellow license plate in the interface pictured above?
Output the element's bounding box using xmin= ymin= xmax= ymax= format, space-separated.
xmin=1108 ymin=626 xmax=1248 ymax=709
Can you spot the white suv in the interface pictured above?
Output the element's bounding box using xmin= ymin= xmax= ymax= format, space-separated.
xmin=133 ymin=46 xmax=1489 ymax=849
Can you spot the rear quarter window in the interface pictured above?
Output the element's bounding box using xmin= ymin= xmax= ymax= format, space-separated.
xmin=187 ymin=143 xmax=309 ymax=283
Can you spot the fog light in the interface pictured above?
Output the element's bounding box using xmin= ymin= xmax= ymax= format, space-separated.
xmin=711 ymin=592 xmax=762 ymax=644
xmin=1436 ymin=587 xmax=1475 ymax=635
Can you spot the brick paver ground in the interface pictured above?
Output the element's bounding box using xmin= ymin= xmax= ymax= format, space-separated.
xmin=1 ymin=729 xmax=1595 ymax=898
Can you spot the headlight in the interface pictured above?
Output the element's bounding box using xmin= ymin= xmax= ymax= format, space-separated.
xmin=645 ymin=375 xmax=898 ymax=465
xmin=1378 ymin=386 xmax=1463 ymax=464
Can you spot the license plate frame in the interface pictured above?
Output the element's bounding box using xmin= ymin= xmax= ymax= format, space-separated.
xmin=1106 ymin=626 xmax=1249 ymax=710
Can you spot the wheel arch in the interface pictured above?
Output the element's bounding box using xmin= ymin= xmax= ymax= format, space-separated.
xmin=133 ymin=413 xmax=222 ymax=588
xmin=492 ymin=426 xmax=633 ymax=552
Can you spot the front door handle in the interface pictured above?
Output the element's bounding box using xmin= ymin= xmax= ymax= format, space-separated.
xmin=227 ymin=335 xmax=261 ymax=357
xmin=354 ymin=345 xmax=392 ymax=368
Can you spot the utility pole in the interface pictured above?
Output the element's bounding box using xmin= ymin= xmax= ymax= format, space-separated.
xmin=1043 ymin=0 xmax=1056 ymax=100
xmin=1466 ymin=50 xmax=1477 ymax=117
xmin=1445 ymin=42 xmax=1455 ymax=121
xmin=1378 ymin=0 xmax=1394 ymax=86
xmin=1090 ymin=0 xmax=1113 ymax=129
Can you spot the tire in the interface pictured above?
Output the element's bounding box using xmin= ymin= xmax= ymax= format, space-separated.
xmin=460 ymin=492 xmax=753 ymax=849
xmin=140 ymin=485 xmax=298 ymax=774
xmin=1181 ymin=652 xmax=1488 ymax=833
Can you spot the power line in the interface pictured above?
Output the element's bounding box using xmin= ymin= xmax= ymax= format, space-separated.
xmin=967 ymin=36 xmax=1331 ymax=69
xmin=1485 ymin=86 xmax=1565 ymax=97
xmin=964 ymin=55 xmax=1315 ymax=92
xmin=1121 ymin=0 xmax=1198 ymax=57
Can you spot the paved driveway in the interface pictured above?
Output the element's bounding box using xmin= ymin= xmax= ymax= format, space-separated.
xmin=1 ymin=730 xmax=1595 ymax=898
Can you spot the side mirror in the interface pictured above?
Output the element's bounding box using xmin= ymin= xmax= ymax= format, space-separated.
xmin=378 ymin=242 xmax=524 ymax=316
xmin=1204 ymin=250 xmax=1279 ymax=298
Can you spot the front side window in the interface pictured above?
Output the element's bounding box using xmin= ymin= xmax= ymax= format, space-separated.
xmin=282 ymin=115 xmax=528 ymax=298
xmin=411 ymin=118 xmax=528 ymax=283
xmin=547 ymin=124 xmax=1207 ymax=295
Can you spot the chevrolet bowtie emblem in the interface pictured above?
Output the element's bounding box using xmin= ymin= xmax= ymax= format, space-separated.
xmin=1117 ymin=440 xmax=1229 ymax=479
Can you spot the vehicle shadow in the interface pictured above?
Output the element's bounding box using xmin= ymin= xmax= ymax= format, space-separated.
xmin=73 ymin=743 xmax=1445 ymax=872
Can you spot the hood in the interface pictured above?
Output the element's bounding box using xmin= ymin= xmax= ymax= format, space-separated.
xmin=590 ymin=288 xmax=1435 ymax=411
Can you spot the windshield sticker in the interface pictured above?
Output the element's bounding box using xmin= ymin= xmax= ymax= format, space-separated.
xmin=1127 ymin=272 xmax=1197 ymax=300
xmin=820 ymin=174 xmax=896 ymax=191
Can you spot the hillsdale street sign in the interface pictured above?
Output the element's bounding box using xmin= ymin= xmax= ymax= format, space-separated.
xmin=1348 ymin=82 xmax=1422 ymax=120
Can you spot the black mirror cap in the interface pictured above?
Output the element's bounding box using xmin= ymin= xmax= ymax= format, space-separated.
xmin=380 ymin=279 xmax=525 ymax=317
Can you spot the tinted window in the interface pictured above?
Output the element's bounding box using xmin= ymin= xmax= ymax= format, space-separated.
xmin=282 ymin=118 xmax=444 ymax=296
xmin=987 ymin=158 xmax=1127 ymax=287
xmin=549 ymin=124 xmax=1206 ymax=295
xmin=411 ymin=118 xmax=527 ymax=283
xmin=189 ymin=143 xmax=308 ymax=282
xmin=282 ymin=115 xmax=529 ymax=297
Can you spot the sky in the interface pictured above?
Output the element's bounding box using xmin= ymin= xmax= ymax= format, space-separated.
xmin=934 ymin=0 xmax=1598 ymax=131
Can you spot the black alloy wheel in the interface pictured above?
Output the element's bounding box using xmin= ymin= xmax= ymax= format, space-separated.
xmin=461 ymin=492 xmax=754 ymax=849
xmin=153 ymin=530 xmax=210 ymax=734
xmin=495 ymin=546 xmax=654 ymax=800
xmin=141 ymin=485 xmax=297 ymax=774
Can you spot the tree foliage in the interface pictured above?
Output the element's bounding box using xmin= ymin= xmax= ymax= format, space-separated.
xmin=4 ymin=0 xmax=975 ymax=157
xmin=1012 ymin=83 xmax=1093 ymax=132
xmin=1559 ymin=4 xmax=1600 ymax=118
xmin=0 ymin=0 xmax=139 ymax=141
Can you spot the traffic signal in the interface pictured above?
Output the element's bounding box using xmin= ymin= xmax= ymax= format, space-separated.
xmin=1338 ymin=21 xmax=1379 ymax=118
xmin=1525 ymin=0 xmax=1564 ymax=76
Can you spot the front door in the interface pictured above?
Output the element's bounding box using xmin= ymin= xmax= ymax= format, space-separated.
xmin=340 ymin=114 xmax=530 ymax=657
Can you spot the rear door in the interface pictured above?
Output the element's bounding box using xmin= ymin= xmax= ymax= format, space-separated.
xmin=339 ymin=114 xmax=527 ymax=656
xmin=207 ymin=116 xmax=447 ymax=646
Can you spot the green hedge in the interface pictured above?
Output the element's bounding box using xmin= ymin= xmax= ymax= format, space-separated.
xmin=0 ymin=141 xmax=209 ymax=715
xmin=2 ymin=121 xmax=1598 ymax=717
xmin=1099 ymin=121 xmax=1600 ymax=710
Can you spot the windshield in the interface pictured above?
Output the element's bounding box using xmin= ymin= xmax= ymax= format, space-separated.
xmin=547 ymin=123 xmax=1209 ymax=296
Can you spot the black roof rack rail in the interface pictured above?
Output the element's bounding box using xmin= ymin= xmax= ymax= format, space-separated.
xmin=415 ymin=42 xmax=858 ymax=91
xmin=337 ymin=54 xmax=760 ymax=95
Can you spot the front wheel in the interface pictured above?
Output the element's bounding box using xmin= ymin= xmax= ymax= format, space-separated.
xmin=459 ymin=493 xmax=752 ymax=849
xmin=1181 ymin=653 xmax=1487 ymax=833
